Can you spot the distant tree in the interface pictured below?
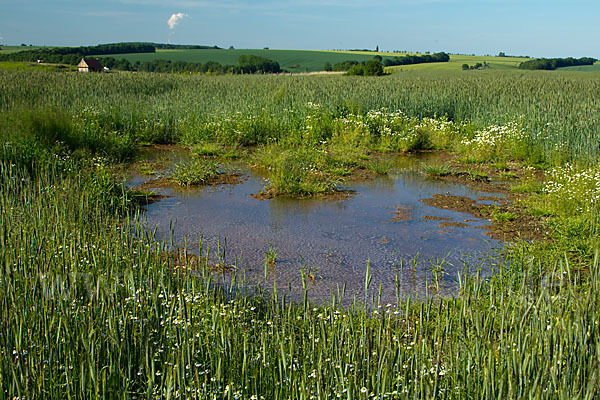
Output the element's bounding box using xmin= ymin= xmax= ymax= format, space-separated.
xmin=323 ymin=61 xmax=332 ymax=71
xmin=498 ymin=52 xmax=506 ymax=57
xmin=347 ymin=64 xmax=365 ymax=76
xmin=263 ymin=47 xmax=269 ymax=50
xmin=332 ymin=60 xmax=360 ymax=71
xmin=229 ymin=46 xmax=235 ymax=49
xmin=238 ymin=54 xmax=281 ymax=73
xmin=461 ymin=63 xmax=469 ymax=70
xmin=363 ymin=59 xmax=384 ymax=76
xmin=376 ymin=45 xmax=379 ymax=52
xmin=519 ymin=56 xmax=596 ymax=70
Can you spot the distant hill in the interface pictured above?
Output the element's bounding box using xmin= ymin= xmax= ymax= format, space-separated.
xmin=557 ymin=62 xmax=600 ymax=72
xmin=94 ymin=48 xmax=447 ymax=73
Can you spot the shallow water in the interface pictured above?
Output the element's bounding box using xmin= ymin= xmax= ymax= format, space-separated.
xmin=127 ymin=148 xmax=506 ymax=304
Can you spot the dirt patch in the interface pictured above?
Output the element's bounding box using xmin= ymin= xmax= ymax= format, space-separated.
xmin=344 ymin=167 xmax=378 ymax=183
xmin=136 ymin=173 xmax=247 ymax=190
xmin=422 ymin=215 xmax=451 ymax=221
xmin=391 ymin=204 xmax=414 ymax=222
xmin=132 ymin=193 xmax=169 ymax=206
xmin=421 ymin=193 xmax=547 ymax=242
xmin=477 ymin=196 xmax=506 ymax=203
xmin=139 ymin=143 xmax=189 ymax=151
xmin=252 ymin=189 xmax=356 ymax=201
xmin=438 ymin=221 xmax=470 ymax=228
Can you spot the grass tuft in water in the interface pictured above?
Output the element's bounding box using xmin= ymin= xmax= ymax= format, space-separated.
xmin=422 ymin=162 xmax=454 ymax=177
xmin=169 ymin=158 xmax=219 ymax=186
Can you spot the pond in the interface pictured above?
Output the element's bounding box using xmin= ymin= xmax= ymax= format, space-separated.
xmin=127 ymin=148 xmax=507 ymax=304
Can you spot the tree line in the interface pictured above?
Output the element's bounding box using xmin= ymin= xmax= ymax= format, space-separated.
xmin=0 ymin=42 xmax=223 ymax=65
xmin=323 ymin=59 xmax=383 ymax=76
xmin=518 ymin=57 xmax=597 ymax=70
xmin=100 ymin=55 xmax=281 ymax=74
xmin=325 ymin=52 xmax=449 ymax=74
xmin=382 ymin=52 xmax=450 ymax=67
xmin=0 ymin=42 xmax=156 ymax=64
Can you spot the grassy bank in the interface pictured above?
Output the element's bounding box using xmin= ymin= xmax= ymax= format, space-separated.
xmin=1 ymin=69 xmax=600 ymax=398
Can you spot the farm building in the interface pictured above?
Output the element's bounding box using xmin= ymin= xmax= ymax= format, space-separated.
xmin=78 ymin=58 xmax=103 ymax=72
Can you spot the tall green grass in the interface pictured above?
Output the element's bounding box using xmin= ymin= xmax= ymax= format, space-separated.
xmin=2 ymin=70 xmax=600 ymax=162
xmin=2 ymin=69 xmax=600 ymax=398
xmin=1 ymin=160 xmax=599 ymax=398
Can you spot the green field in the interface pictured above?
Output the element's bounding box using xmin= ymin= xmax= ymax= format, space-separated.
xmin=96 ymin=48 xmax=531 ymax=72
xmin=0 ymin=45 xmax=47 ymax=54
xmin=2 ymin=69 xmax=600 ymax=398
xmin=558 ymin=62 xmax=600 ymax=71
xmin=386 ymin=54 xmax=528 ymax=72
xmin=96 ymin=48 xmax=394 ymax=72
xmin=0 ymin=61 xmax=74 ymax=71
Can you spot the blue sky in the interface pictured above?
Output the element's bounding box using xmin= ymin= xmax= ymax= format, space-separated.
xmin=1 ymin=0 xmax=598 ymax=57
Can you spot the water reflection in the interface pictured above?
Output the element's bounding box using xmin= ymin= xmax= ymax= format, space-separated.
xmin=128 ymin=149 xmax=506 ymax=304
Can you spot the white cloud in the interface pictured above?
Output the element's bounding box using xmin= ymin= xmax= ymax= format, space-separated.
xmin=168 ymin=12 xmax=188 ymax=29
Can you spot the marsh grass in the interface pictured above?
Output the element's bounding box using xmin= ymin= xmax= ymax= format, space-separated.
xmin=2 ymin=69 xmax=600 ymax=399
xmin=268 ymin=154 xmax=339 ymax=195
xmin=492 ymin=210 xmax=518 ymax=222
xmin=363 ymin=158 xmax=395 ymax=175
xmin=193 ymin=142 xmax=243 ymax=159
xmin=422 ymin=162 xmax=454 ymax=177
xmin=169 ymin=159 xmax=219 ymax=186
xmin=1 ymin=160 xmax=599 ymax=399
xmin=511 ymin=177 xmax=544 ymax=193
xmin=465 ymin=167 xmax=489 ymax=181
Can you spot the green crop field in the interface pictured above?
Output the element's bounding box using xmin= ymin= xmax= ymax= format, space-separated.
xmin=558 ymin=62 xmax=600 ymax=71
xmin=0 ymin=45 xmax=47 ymax=54
xmin=2 ymin=69 xmax=600 ymax=399
xmin=96 ymin=48 xmax=398 ymax=72
xmin=97 ymin=48 xmax=532 ymax=72
xmin=386 ymin=54 xmax=528 ymax=72
xmin=0 ymin=61 xmax=74 ymax=71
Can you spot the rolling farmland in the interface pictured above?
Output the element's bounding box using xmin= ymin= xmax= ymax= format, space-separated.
xmin=2 ymin=59 xmax=600 ymax=399
xmin=95 ymin=48 xmax=531 ymax=72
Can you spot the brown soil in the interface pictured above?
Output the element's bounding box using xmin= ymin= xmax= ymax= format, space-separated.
xmin=390 ymin=204 xmax=414 ymax=222
xmin=136 ymin=173 xmax=247 ymax=190
xmin=344 ymin=167 xmax=378 ymax=182
xmin=133 ymin=193 xmax=169 ymax=206
xmin=139 ymin=143 xmax=189 ymax=151
xmin=438 ymin=221 xmax=470 ymax=228
xmin=421 ymin=193 xmax=547 ymax=242
xmin=477 ymin=196 xmax=505 ymax=202
xmin=252 ymin=188 xmax=356 ymax=201
xmin=422 ymin=216 xmax=451 ymax=221
xmin=417 ymin=151 xmax=551 ymax=242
